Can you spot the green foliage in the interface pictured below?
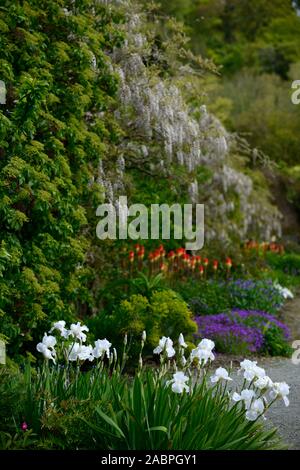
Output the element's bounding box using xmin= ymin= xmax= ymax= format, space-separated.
xmin=180 ymin=280 xmax=231 ymax=316
xmin=0 ymin=366 xmax=24 ymax=434
xmin=262 ymin=326 xmax=293 ymax=357
xmin=0 ymin=0 xmax=123 ymax=358
xmin=284 ymin=165 xmax=300 ymax=213
xmin=97 ymin=272 xmax=166 ymax=313
xmin=90 ymin=290 xmax=197 ymax=357
xmin=129 ymin=273 xmax=165 ymax=298
xmin=157 ymin=0 xmax=300 ymax=77
xmin=180 ymin=279 xmax=284 ymax=316
xmin=209 ymin=72 xmax=300 ymax=166
xmin=0 ymin=363 xmax=283 ymax=450
xmin=157 ymin=0 xmax=300 ymax=215
xmin=266 ymin=252 xmax=300 ymax=277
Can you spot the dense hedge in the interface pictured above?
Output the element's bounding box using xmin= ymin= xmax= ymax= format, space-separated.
xmin=0 ymin=0 xmax=123 ymax=358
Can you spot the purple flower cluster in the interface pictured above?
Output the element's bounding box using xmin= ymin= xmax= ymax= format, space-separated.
xmin=231 ymin=309 xmax=291 ymax=339
xmin=194 ymin=310 xmax=291 ymax=354
xmin=225 ymin=279 xmax=284 ymax=313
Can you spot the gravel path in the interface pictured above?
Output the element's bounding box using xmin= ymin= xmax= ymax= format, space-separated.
xmin=211 ymin=356 xmax=300 ymax=449
xmin=264 ymin=294 xmax=300 ymax=449
xmin=256 ymin=357 xmax=300 ymax=449
xmin=211 ymin=295 xmax=300 ymax=449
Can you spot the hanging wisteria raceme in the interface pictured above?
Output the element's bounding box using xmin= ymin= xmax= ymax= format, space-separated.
xmin=95 ymin=0 xmax=282 ymax=244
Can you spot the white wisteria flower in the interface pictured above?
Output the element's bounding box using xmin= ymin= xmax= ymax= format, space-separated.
xmin=254 ymin=376 xmax=273 ymax=391
xmin=274 ymin=283 xmax=294 ymax=299
xmin=142 ymin=331 xmax=146 ymax=342
xmin=166 ymin=371 xmax=190 ymax=394
xmin=153 ymin=336 xmax=175 ymax=358
xmin=68 ymin=322 xmax=89 ymax=342
xmin=232 ymin=389 xmax=256 ymax=409
xmin=178 ymin=333 xmax=187 ymax=348
xmin=210 ymin=367 xmax=232 ymax=384
xmin=245 ymin=398 xmax=265 ymax=421
xmin=93 ymin=339 xmax=112 ymax=359
xmin=269 ymin=382 xmax=290 ymax=407
xmin=50 ymin=320 xmax=68 ymax=338
xmin=36 ymin=343 xmax=56 ymax=362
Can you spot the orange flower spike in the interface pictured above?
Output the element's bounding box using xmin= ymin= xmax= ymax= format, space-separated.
xmin=167 ymin=250 xmax=175 ymax=260
xmin=203 ymin=258 xmax=209 ymax=267
xmin=213 ymin=260 xmax=218 ymax=271
xmin=160 ymin=263 xmax=167 ymax=272
xmin=176 ymin=247 xmax=185 ymax=257
xmin=225 ymin=257 xmax=232 ymax=269
xmin=199 ymin=265 xmax=204 ymax=276
xmin=129 ymin=251 xmax=135 ymax=262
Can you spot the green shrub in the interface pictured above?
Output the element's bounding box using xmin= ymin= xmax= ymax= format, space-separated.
xmin=0 ymin=367 xmax=24 ymax=434
xmin=90 ymin=290 xmax=197 ymax=358
xmin=266 ymin=252 xmax=300 ymax=277
xmin=181 ymin=280 xmax=231 ymax=315
xmin=183 ymin=279 xmax=284 ymax=316
xmin=262 ymin=326 xmax=293 ymax=357
xmin=0 ymin=0 xmax=123 ymax=359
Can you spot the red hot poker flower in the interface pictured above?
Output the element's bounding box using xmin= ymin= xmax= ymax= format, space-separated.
xmin=160 ymin=263 xmax=167 ymax=272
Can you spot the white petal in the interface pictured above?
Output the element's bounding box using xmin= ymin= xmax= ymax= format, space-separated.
xmin=232 ymin=392 xmax=241 ymax=402
xmin=245 ymin=410 xmax=258 ymax=421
